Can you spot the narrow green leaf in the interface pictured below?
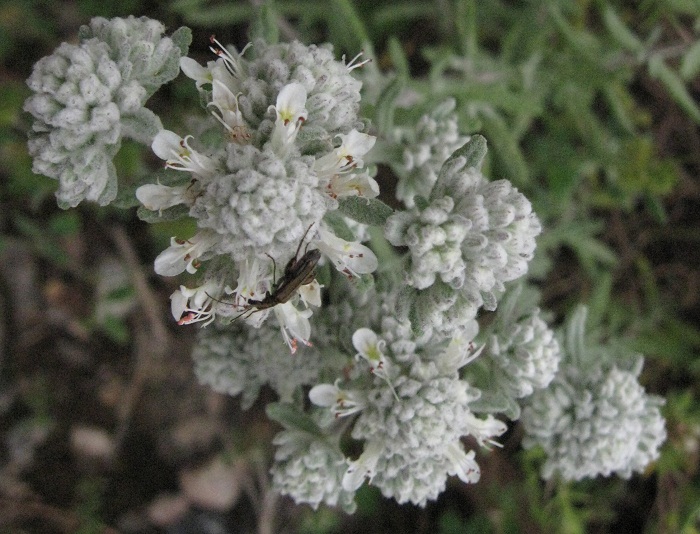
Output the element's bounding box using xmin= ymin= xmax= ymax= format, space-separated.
xmin=602 ymin=83 xmax=636 ymax=134
xmin=174 ymin=3 xmax=255 ymax=26
xmin=602 ymin=6 xmax=644 ymax=53
xmin=100 ymin=316 xmax=130 ymax=344
xmin=409 ymin=299 xmax=426 ymax=339
xmin=454 ymin=0 xmax=477 ymax=58
xmin=374 ymin=75 xmax=405 ymax=136
xmin=338 ymin=196 xmax=394 ymax=226
xmin=328 ymin=0 xmax=371 ymax=49
xmin=48 ymin=211 xmax=81 ymax=236
xmin=587 ymin=271 xmax=613 ymax=323
xmin=479 ymin=110 xmax=529 ymax=187
xmin=387 ymin=36 xmax=409 ymax=78
xmin=266 ymin=403 xmax=323 ymax=435
xmin=648 ymin=55 xmax=700 ymax=124
xmin=469 ymin=389 xmax=520 ymax=419
xmin=111 ymin=184 xmax=140 ymax=210
xmin=414 ymin=195 xmax=429 ymax=211
xmin=250 ymin=1 xmax=280 ymax=45
xmin=680 ymin=40 xmax=700 ymax=81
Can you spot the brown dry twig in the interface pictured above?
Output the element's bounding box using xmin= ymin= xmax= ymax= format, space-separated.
xmin=109 ymin=225 xmax=172 ymax=449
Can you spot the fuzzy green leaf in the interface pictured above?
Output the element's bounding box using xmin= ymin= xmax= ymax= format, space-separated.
xmin=443 ymin=134 xmax=488 ymax=173
xmin=251 ymin=2 xmax=280 ymax=44
xmin=338 ymin=197 xmax=394 ymax=226
xmin=323 ymin=210 xmax=356 ymax=241
xmin=374 ymin=75 xmax=405 ymax=136
xmin=266 ymin=403 xmax=323 ymax=436
xmin=387 ymin=36 xmax=409 ymax=77
xmin=170 ymin=26 xmax=192 ymax=57
xmin=121 ymin=108 xmax=163 ymax=145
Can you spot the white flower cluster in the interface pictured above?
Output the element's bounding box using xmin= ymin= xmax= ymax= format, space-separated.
xmin=389 ymin=99 xmax=470 ymax=207
xmin=271 ymin=428 xmax=357 ymax=513
xmin=24 ymin=16 xmax=187 ymax=208
xmin=487 ymin=309 xmax=560 ymax=399
xmin=520 ymin=309 xmax=666 ymax=481
xmin=308 ymin=319 xmax=507 ymax=507
xmin=521 ymin=361 xmax=666 ymax=481
xmin=138 ymin=37 xmax=380 ymax=350
xmin=191 ymin=320 xmax=335 ymax=410
xmin=385 ymin=152 xmax=541 ymax=338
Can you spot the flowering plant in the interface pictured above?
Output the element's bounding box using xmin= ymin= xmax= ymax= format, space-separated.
xmin=23 ymin=13 xmax=666 ymax=516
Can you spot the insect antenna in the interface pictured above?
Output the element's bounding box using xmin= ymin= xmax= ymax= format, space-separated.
xmin=204 ymin=291 xmax=243 ymax=308
xmin=295 ymin=222 xmax=318 ymax=259
xmin=202 ymin=291 xmax=265 ymax=323
xmin=265 ymin=252 xmax=278 ymax=284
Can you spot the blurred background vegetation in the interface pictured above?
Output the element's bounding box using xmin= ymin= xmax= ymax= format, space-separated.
xmin=1 ymin=0 xmax=699 ymax=532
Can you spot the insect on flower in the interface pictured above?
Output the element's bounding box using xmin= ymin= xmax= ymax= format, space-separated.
xmin=231 ymin=224 xmax=322 ymax=321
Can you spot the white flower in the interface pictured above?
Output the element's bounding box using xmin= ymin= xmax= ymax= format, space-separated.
xmin=135 ymin=182 xmax=190 ymax=213
xmin=462 ymin=413 xmax=507 ymax=449
xmin=269 ymin=82 xmax=308 ymax=155
xmin=342 ymin=440 xmax=383 ymax=491
xmin=309 ymin=380 xmax=367 ymax=417
xmin=315 ymin=130 xmax=376 ymax=176
xmin=179 ymin=56 xmax=213 ymax=89
xmin=315 ymin=227 xmax=378 ymax=277
xmin=154 ymin=230 xmax=219 ymax=276
xmin=437 ymin=326 xmax=483 ymax=375
xmin=352 ymin=328 xmax=392 ymax=382
xmin=314 ymin=130 xmax=378 ymax=199
xmin=326 ymin=172 xmax=380 ymax=199
xmin=273 ymin=300 xmax=313 ymax=354
xmin=209 ymin=37 xmax=249 ymax=81
xmin=298 ymin=278 xmax=322 ymax=308
xmin=445 ymin=443 xmax=481 ymax=484
xmin=170 ymin=280 xmax=224 ymax=326
xmin=209 ymin=79 xmax=250 ymax=143
xmin=231 ymin=256 xmax=269 ymax=304
xmin=275 ymin=82 xmax=309 ymax=126
xmin=151 ymin=130 xmax=218 ymax=179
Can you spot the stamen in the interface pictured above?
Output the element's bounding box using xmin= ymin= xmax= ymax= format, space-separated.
xmin=345 ymin=50 xmax=372 ymax=71
xmin=209 ymin=36 xmax=250 ymax=78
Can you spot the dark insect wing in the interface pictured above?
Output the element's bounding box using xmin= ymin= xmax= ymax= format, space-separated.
xmin=215 ymin=224 xmax=322 ymax=323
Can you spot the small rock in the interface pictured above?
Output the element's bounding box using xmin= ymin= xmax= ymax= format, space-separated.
xmin=147 ymin=493 xmax=190 ymax=527
xmin=179 ymin=457 xmax=244 ymax=511
xmin=70 ymin=425 xmax=115 ymax=464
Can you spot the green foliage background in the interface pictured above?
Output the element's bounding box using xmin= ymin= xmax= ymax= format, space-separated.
xmin=1 ymin=0 xmax=699 ymax=532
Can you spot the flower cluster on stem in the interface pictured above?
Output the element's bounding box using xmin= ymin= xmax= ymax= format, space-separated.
xmin=24 ymin=17 xmax=666 ymax=513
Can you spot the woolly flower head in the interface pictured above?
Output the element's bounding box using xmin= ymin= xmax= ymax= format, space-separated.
xmin=24 ymin=16 xmax=188 ymax=208
xmin=386 ymin=140 xmax=542 ymax=338
xmin=139 ymin=37 xmax=378 ymax=345
xmin=521 ymin=361 xmax=666 ymax=481
xmin=192 ymin=320 xmax=336 ymax=410
xmin=520 ymin=307 xmax=666 ymax=481
xmin=310 ymin=326 xmax=506 ymax=507
xmin=483 ymin=287 xmax=561 ymax=408
xmin=271 ymin=429 xmax=357 ymax=513
xmin=390 ymin=99 xmax=470 ymax=207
